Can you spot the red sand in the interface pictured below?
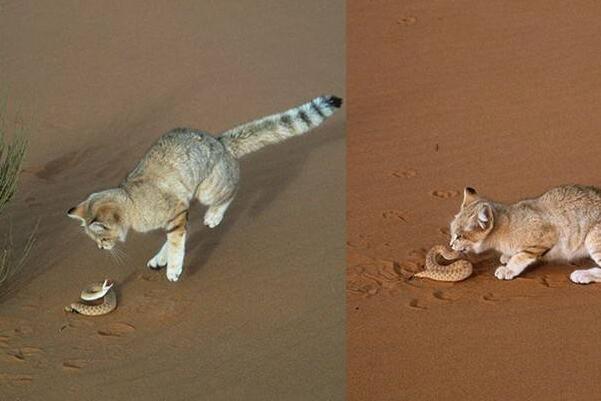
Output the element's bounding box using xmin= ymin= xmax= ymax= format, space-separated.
xmin=348 ymin=1 xmax=601 ymax=400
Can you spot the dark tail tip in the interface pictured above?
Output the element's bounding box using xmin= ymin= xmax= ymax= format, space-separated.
xmin=327 ymin=96 xmax=343 ymax=108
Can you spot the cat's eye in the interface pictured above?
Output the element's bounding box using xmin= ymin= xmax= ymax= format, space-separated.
xmin=90 ymin=221 xmax=108 ymax=231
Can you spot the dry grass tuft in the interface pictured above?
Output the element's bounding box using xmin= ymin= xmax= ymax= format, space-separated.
xmin=0 ymin=96 xmax=28 ymax=213
xmin=0 ymin=222 xmax=37 ymax=286
xmin=0 ymin=94 xmax=34 ymax=287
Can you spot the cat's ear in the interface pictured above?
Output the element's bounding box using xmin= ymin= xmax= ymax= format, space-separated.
xmin=477 ymin=204 xmax=493 ymax=230
xmin=67 ymin=202 xmax=87 ymax=224
xmin=462 ymin=187 xmax=478 ymax=207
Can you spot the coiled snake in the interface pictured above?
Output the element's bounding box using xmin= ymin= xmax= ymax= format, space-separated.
xmin=64 ymin=279 xmax=117 ymax=316
xmin=414 ymin=245 xmax=473 ymax=282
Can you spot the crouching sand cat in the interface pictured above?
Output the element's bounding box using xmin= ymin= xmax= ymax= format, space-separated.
xmin=67 ymin=95 xmax=342 ymax=282
xmin=449 ymin=185 xmax=601 ymax=284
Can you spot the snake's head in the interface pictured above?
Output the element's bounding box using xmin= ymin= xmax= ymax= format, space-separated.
xmin=102 ymin=279 xmax=114 ymax=292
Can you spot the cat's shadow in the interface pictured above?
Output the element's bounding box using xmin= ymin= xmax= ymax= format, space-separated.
xmin=0 ymin=120 xmax=344 ymax=301
xmin=185 ymin=122 xmax=344 ymax=276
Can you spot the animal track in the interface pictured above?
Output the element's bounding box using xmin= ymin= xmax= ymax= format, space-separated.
xmin=6 ymin=346 xmax=43 ymax=362
xmin=14 ymin=326 xmax=34 ymax=336
xmin=392 ymin=168 xmax=417 ymax=179
xmin=0 ymin=373 xmax=32 ymax=383
xmin=397 ymin=16 xmax=417 ymax=25
xmin=432 ymin=290 xmax=455 ymax=301
xmin=97 ymin=322 xmax=136 ymax=337
xmin=64 ymin=319 xmax=93 ymax=330
xmin=20 ymin=346 xmax=43 ymax=355
xmin=431 ymin=190 xmax=459 ymax=199
xmin=538 ymin=275 xmax=565 ymax=288
xmin=393 ymin=261 xmax=417 ymax=279
xmin=382 ymin=210 xmax=407 ymax=222
xmin=347 ymin=260 xmax=406 ymax=297
xmin=408 ymin=299 xmax=427 ymax=310
xmin=482 ymin=293 xmax=500 ymax=302
xmin=7 ymin=349 xmax=25 ymax=361
xmin=408 ymin=248 xmax=428 ymax=260
xmin=143 ymin=288 xmax=167 ymax=298
xmin=63 ymin=359 xmax=87 ymax=370
xmin=346 ymin=234 xmax=371 ymax=249
xmin=347 ymin=275 xmax=380 ymax=296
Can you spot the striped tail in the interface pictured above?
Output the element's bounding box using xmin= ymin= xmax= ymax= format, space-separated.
xmin=218 ymin=95 xmax=342 ymax=158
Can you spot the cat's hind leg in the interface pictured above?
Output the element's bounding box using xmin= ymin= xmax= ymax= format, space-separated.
xmin=196 ymin=155 xmax=239 ymax=229
xmin=570 ymin=268 xmax=601 ymax=284
xmin=572 ymin=226 xmax=601 ymax=284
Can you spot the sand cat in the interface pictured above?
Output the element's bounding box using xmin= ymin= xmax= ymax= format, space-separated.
xmin=67 ymin=95 xmax=342 ymax=282
xmin=449 ymin=185 xmax=601 ymax=284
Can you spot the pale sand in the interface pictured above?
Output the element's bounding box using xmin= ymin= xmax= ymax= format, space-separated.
xmin=348 ymin=1 xmax=601 ymax=400
xmin=0 ymin=1 xmax=344 ymax=400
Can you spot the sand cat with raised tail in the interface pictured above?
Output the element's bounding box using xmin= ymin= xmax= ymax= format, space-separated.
xmin=67 ymin=95 xmax=342 ymax=282
xmin=449 ymin=185 xmax=601 ymax=284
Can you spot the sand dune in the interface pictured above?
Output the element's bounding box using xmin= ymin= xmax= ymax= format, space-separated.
xmin=0 ymin=1 xmax=344 ymax=400
xmin=348 ymin=1 xmax=601 ymax=400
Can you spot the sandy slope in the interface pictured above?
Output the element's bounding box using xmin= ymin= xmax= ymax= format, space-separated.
xmin=0 ymin=1 xmax=344 ymax=400
xmin=348 ymin=1 xmax=601 ymax=400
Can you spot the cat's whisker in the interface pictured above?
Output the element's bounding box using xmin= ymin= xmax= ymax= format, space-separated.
xmin=113 ymin=245 xmax=129 ymax=262
xmin=108 ymin=248 xmax=125 ymax=267
xmin=108 ymin=249 xmax=119 ymax=266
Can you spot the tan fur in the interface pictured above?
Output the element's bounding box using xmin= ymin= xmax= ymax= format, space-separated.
xmin=414 ymin=245 xmax=473 ymax=282
xmin=67 ymin=95 xmax=342 ymax=282
xmin=449 ymin=185 xmax=601 ymax=283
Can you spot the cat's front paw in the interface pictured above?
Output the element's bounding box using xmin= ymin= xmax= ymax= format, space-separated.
xmin=495 ymin=265 xmax=519 ymax=280
xmin=147 ymin=252 xmax=167 ymax=270
xmin=166 ymin=265 xmax=183 ymax=282
xmin=500 ymin=254 xmax=510 ymax=264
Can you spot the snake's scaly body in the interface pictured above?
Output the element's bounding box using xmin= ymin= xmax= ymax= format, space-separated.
xmin=414 ymin=245 xmax=473 ymax=282
xmin=65 ymin=280 xmax=117 ymax=316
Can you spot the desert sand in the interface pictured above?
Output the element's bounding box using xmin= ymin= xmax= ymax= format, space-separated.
xmin=0 ymin=2 xmax=344 ymax=400
xmin=348 ymin=1 xmax=601 ymax=400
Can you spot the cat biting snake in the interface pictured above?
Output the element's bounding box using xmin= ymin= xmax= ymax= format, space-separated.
xmin=414 ymin=245 xmax=473 ymax=282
